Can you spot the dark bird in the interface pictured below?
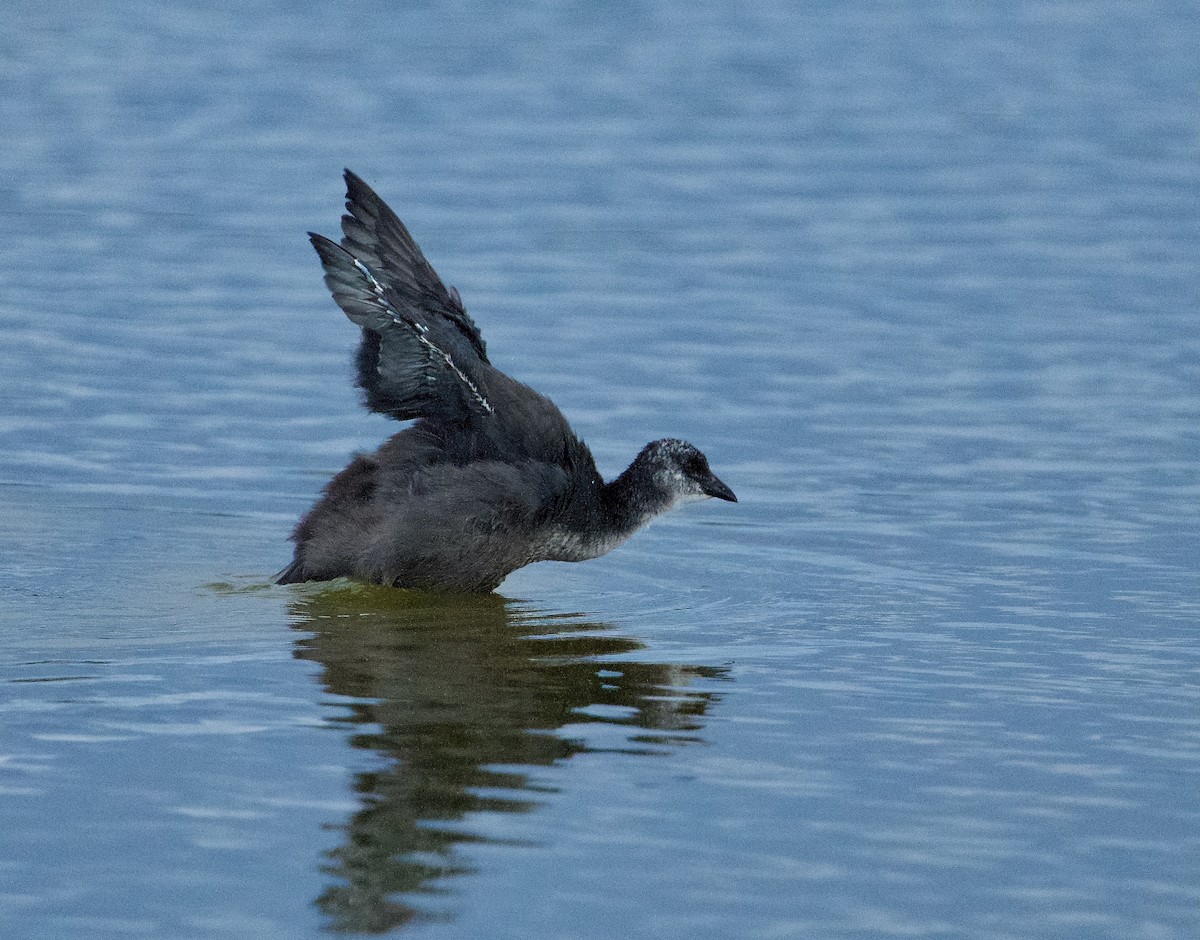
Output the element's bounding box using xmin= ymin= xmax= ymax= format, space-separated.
xmin=278 ymin=170 xmax=736 ymax=593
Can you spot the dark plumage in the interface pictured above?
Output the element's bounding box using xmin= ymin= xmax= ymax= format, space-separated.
xmin=278 ymin=170 xmax=736 ymax=593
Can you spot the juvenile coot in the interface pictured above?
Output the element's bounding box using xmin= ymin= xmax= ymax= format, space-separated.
xmin=278 ymin=170 xmax=736 ymax=593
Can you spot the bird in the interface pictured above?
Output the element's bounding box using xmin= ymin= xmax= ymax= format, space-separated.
xmin=277 ymin=170 xmax=736 ymax=593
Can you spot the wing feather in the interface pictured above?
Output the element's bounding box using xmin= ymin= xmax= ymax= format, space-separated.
xmin=339 ymin=169 xmax=487 ymax=361
xmin=309 ymin=233 xmax=492 ymax=423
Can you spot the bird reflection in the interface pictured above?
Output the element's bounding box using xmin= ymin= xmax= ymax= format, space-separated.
xmin=287 ymin=584 xmax=727 ymax=934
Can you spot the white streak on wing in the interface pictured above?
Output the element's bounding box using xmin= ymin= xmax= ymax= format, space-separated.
xmin=352 ymin=257 xmax=387 ymax=301
xmin=415 ymin=333 xmax=494 ymax=414
xmin=352 ymin=255 xmax=493 ymax=414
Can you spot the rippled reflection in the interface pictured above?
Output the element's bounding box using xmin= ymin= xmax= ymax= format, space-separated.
xmin=286 ymin=585 xmax=726 ymax=933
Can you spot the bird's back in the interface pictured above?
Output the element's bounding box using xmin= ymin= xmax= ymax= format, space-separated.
xmin=281 ymin=413 xmax=593 ymax=591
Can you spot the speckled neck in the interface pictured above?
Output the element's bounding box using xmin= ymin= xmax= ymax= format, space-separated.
xmin=601 ymin=459 xmax=675 ymax=536
xmin=540 ymin=457 xmax=674 ymax=563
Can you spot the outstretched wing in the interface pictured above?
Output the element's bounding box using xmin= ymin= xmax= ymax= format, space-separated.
xmin=339 ymin=169 xmax=487 ymax=362
xmin=310 ymin=232 xmax=493 ymax=424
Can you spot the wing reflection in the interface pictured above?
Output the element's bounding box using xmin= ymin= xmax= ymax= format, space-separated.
xmin=287 ymin=585 xmax=726 ymax=933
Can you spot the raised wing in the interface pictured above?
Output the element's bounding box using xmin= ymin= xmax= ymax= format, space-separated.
xmin=309 ymin=232 xmax=493 ymax=424
xmin=339 ymin=169 xmax=487 ymax=362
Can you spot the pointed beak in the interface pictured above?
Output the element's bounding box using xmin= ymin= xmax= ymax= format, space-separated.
xmin=701 ymin=473 xmax=737 ymax=503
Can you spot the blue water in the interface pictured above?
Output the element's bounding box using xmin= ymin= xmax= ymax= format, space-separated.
xmin=1 ymin=1 xmax=1197 ymax=937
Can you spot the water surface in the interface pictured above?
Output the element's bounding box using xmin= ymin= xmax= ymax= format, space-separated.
xmin=1 ymin=1 xmax=1197 ymax=938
